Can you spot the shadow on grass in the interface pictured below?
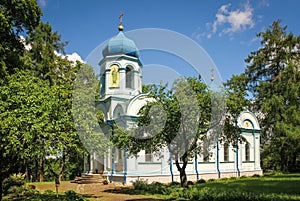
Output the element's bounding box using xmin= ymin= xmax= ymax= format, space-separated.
xmin=81 ymin=193 xmax=103 ymax=199
xmin=126 ymin=199 xmax=167 ymax=201
xmin=104 ymin=188 xmax=167 ymax=200
xmin=205 ymin=178 xmax=300 ymax=196
xmin=104 ymin=187 xmax=135 ymax=194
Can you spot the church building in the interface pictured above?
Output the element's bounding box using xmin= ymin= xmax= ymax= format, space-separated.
xmin=82 ymin=19 xmax=263 ymax=184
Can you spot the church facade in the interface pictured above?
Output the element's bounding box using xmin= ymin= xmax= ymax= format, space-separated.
xmin=82 ymin=23 xmax=263 ymax=184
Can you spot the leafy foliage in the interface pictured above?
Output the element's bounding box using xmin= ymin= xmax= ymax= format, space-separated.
xmin=112 ymin=76 xmax=242 ymax=187
xmin=242 ymin=20 xmax=300 ymax=171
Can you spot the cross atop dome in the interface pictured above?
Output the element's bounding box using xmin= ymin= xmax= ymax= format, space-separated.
xmin=118 ymin=11 xmax=124 ymax=31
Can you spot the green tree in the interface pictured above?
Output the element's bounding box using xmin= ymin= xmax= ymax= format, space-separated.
xmin=244 ymin=20 xmax=300 ymax=171
xmin=0 ymin=70 xmax=52 ymax=199
xmin=73 ymin=63 xmax=111 ymax=168
xmin=0 ymin=0 xmax=41 ymax=79
xmin=112 ymin=77 xmax=228 ymax=187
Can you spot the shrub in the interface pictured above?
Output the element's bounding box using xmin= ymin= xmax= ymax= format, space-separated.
xmin=132 ymin=179 xmax=148 ymax=190
xmin=219 ymin=177 xmax=229 ymax=181
xmin=7 ymin=185 xmax=24 ymax=194
xmin=44 ymin=189 xmax=55 ymax=195
xmin=196 ymin=179 xmax=206 ymax=184
xmin=2 ymin=173 xmax=25 ymax=195
xmin=207 ymin=178 xmax=215 ymax=182
xmin=240 ymin=175 xmax=248 ymax=179
xmin=187 ymin=181 xmax=194 ymax=186
xmin=169 ymin=181 xmax=180 ymax=186
xmin=23 ymin=188 xmax=39 ymax=196
xmin=65 ymin=190 xmax=86 ymax=201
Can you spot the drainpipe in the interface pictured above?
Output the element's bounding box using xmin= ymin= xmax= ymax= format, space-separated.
xmin=236 ymin=141 xmax=240 ymax=177
xmin=110 ymin=125 xmax=115 ymax=183
xmin=122 ymin=116 xmax=127 ymax=184
xmin=253 ymin=129 xmax=256 ymax=170
xmin=169 ymin=145 xmax=174 ymax=182
xmin=123 ymin=147 xmax=127 ymax=184
xmin=195 ymin=154 xmax=199 ymax=181
xmin=216 ymin=140 xmax=220 ymax=178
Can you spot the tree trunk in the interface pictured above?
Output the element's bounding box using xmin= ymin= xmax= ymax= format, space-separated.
xmin=58 ymin=153 xmax=66 ymax=182
xmin=179 ymin=169 xmax=188 ymax=187
xmin=175 ymin=158 xmax=188 ymax=188
xmin=38 ymin=158 xmax=44 ymax=182
xmin=0 ymin=176 xmax=3 ymax=201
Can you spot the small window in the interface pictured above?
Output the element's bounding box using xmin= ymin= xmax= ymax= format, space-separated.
xmin=245 ymin=143 xmax=250 ymax=161
xmin=145 ymin=148 xmax=153 ymax=162
xmin=126 ymin=66 xmax=134 ymax=88
xmin=224 ymin=143 xmax=229 ymax=162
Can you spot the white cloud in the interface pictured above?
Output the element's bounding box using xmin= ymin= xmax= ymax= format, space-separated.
xmin=193 ymin=2 xmax=255 ymax=41
xmin=65 ymin=52 xmax=84 ymax=63
xmin=20 ymin=36 xmax=84 ymax=64
xmin=55 ymin=51 xmax=84 ymax=64
xmin=213 ymin=2 xmax=254 ymax=35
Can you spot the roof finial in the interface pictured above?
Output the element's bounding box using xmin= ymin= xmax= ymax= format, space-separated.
xmin=211 ymin=67 xmax=215 ymax=82
xmin=118 ymin=11 xmax=124 ymax=31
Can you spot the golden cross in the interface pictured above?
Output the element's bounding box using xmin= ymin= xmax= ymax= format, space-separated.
xmin=119 ymin=12 xmax=123 ymax=24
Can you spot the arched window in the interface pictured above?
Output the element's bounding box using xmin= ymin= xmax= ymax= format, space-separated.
xmin=113 ymin=105 xmax=124 ymax=119
xmin=126 ymin=66 xmax=133 ymax=88
xmin=245 ymin=142 xmax=250 ymax=161
xmin=224 ymin=143 xmax=229 ymax=162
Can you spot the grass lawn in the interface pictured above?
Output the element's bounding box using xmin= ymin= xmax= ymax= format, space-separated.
xmin=202 ymin=174 xmax=300 ymax=196
xmin=114 ymin=173 xmax=300 ymax=200
xmin=3 ymin=173 xmax=300 ymax=200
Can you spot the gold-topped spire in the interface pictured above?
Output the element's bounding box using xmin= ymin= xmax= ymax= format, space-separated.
xmin=211 ymin=67 xmax=215 ymax=82
xmin=118 ymin=11 xmax=124 ymax=31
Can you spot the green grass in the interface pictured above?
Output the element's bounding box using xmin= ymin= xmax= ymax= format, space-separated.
xmin=201 ymin=174 xmax=300 ymax=196
xmin=117 ymin=173 xmax=300 ymax=200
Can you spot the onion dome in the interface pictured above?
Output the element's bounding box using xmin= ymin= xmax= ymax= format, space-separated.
xmin=102 ymin=30 xmax=139 ymax=58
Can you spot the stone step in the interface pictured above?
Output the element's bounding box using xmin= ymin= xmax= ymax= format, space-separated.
xmin=72 ymin=174 xmax=105 ymax=184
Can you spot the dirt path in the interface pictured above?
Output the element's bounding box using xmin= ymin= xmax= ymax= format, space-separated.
xmin=34 ymin=181 xmax=164 ymax=201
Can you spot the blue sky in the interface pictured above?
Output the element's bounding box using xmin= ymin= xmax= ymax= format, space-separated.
xmin=39 ymin=0 xmax=300 ymax=84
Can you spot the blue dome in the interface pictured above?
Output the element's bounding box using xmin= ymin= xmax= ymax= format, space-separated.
xmin=102 ymin=31 xmax=139 ymax=58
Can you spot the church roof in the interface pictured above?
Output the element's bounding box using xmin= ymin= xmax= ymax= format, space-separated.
xmin=102 ymin=31 xmax=139 ymax=58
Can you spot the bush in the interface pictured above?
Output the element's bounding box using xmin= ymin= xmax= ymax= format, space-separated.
xmin=2 ymin=173 xmax=25 ymax=195
xmin=240 ymin=175 xmax=248 ymax=179
xmin=44 ymin=189 xmax=55 ymax=195
xmin=207 ymin=178 xmax=215 ymax=182
xmin=169 ymin=181 xmax=180 ymax=186
xmin=65 ymin=190 xmax=86 ymax=201
xmin=132 ymin=179 xmax=148 ymax=190
xmin=22 ymin=188 xmax=39 ymax=196
xmin=196 ymin=179 xmax=206 ymax=184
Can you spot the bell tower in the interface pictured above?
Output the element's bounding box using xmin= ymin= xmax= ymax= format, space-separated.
xmin=98 ymin=15 xmax=143 ymax=121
